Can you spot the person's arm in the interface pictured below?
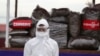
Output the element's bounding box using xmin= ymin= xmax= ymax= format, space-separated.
xmin=53 ymin=42 xmax=59 ymax=56
xmin=24 ymin=42 xmax=32 ymax=56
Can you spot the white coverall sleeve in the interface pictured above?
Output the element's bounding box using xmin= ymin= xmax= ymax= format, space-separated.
xmin=53 ymin=42 xmax=59 ymax=56
xmin=24 ymin=42 xmax=32 ymax=56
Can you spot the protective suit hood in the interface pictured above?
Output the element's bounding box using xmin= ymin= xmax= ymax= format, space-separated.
xmin=36 ymin=18 xmax=49 ymax=28
xmin=36 ymin=18 xmax=50 ymax=40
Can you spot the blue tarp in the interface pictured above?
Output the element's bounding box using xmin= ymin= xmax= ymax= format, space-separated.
xmin=0 ymin=50 xmax=100 ymax=56
xmin=0 ymin=50 xmax=23 ymax=56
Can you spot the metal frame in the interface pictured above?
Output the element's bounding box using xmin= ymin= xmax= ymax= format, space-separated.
xmin=5 ymin=0 xmax=10 ymax=48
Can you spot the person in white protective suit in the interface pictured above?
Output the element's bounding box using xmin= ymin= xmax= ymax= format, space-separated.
xmin=24 ymin=18 xmax=59 ymax=56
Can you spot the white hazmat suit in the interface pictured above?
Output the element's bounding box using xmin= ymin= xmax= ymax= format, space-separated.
xmin=24 ymin=19 xmax=59 ymax=56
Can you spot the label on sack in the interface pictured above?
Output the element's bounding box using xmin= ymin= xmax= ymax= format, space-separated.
xmin=83 ymin=20 xmax=99 ymax=30
xmin=12 ymin=20 xmax=32 ymax=29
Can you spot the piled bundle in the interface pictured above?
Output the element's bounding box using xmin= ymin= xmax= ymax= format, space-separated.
xmin=68 ymin=12 xmax=81 ymax=37
xmin=50 ymin=8 xmax=70 ymax=24
xmin=51 ymin=8 xmax=69 ymax=17
xmin=68 ymin=36 xmax=99 ymax=50
xmin=49 ymin=8 xmax=70 ymax=48
xmin=67 ymin=12 xmax=81 ymax=49
xmin=9 ymin=17 xmax=35 ymax=47
xmin=31 ymin=5 xmax=50 ymax=21
xmin=68 ymin=8 xmax=100 ymax=50
xmin=81 ymin=8 xmax=100 ymax=41
xmin=49 ymin=21 xmax=67 ymax=48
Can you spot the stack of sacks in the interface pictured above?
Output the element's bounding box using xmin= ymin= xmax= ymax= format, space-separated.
xmin=81 ymin=8 xmax=100 ymax=39
xmin=68 ymin=8 xmax=100 ymax=50
xmin=67 ymin=12 xmax=81 ymax=49
xmin=9 ymin=17 xmax=35 ymax=47
xmin=81 ymin=7 xmax=100 ymax=50
xmin=94 ymin=4 xmax=100 ymax=50
xmin=67 ymin=12 xmax=81 ymax=38
xmin=49 ymin=8 xmax=69 ymax=48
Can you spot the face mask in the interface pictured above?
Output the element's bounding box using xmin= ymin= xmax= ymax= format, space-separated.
xmin=36 ymin=31 xmax=48 ymax=38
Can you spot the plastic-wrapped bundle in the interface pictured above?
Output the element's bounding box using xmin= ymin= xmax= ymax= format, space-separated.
xmin=51 ymin=8 xmax=70 ymax=17
xmin=9 ymin=17 xmax=35 ymax=29
xmin=32 ymin=5 xmax=50 ymax=21
xmin=49 ymin=21 xmax=67 ymax=48
xmin=50 ymin=16 xmax=67 ymax=24
xmin=9 ymin=30 xmax=29 ymax=36
xmin=68 ymin=12 xmax=81 ymax=37
xmin=9 ymin=36 xmax=32 ymax=48
xmin=94 ymin=4 xmax=100 ymax=41
xmin=81 ymin=8 xmax=100 ymax=40
xmin=68 ymin=36 xmax=99 ymax=50
xmin=50 ymin=8 xmax=70 ymax=24
xmin=9 ymin=17 xmax=35 ymax=48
